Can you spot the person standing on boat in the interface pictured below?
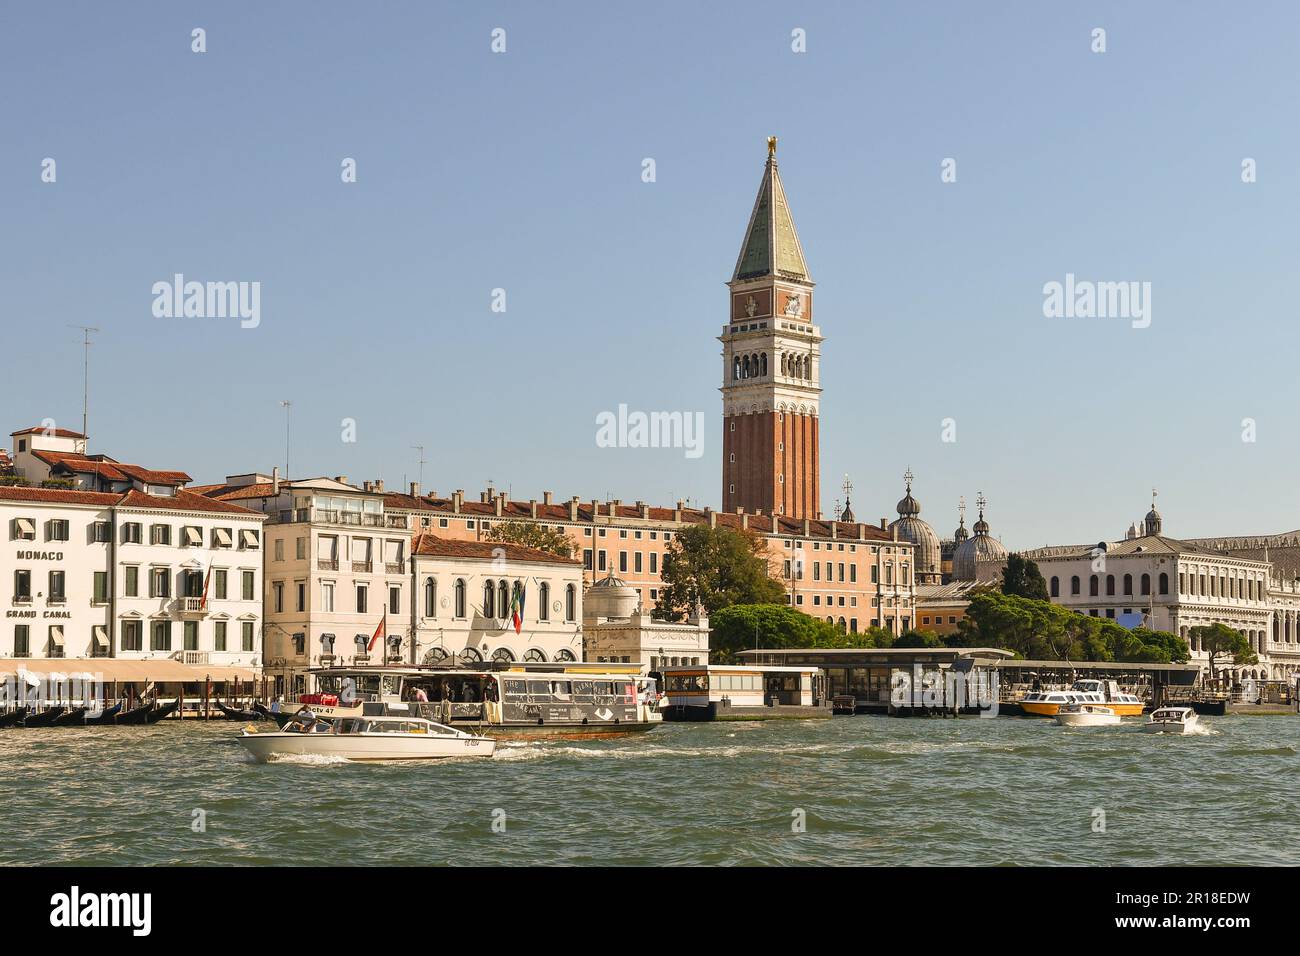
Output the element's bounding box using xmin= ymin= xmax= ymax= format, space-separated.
xmin=413 ymin=686 xmax=428 ymax=703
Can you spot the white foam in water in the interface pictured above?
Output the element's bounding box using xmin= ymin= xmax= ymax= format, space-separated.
xmin=265 ymin=752 xmax=353 ymax=766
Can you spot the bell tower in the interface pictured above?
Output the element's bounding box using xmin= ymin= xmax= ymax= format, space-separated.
xmin=720 ymin=137 xmax=822 ymax=519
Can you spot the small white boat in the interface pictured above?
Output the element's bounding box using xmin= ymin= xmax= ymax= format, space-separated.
xmin=1055 ymin=703 xmax=1121 ymax=727
xmin=238 ymin=713 xmax=496 ymax=762
xmin=1144 ymin=706 xmax=1199 ymax=735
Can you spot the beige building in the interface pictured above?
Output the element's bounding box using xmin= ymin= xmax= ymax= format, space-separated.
xmin=582 ymin=572 xmax=709 ymax=670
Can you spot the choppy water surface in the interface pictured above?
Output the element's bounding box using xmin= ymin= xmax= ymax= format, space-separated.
xmin=0 ymin=715 xmax=1295 ymax=866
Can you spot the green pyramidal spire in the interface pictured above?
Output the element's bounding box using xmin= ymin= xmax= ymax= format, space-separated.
xmin=732 ymin=136 xmax=811 ymax=283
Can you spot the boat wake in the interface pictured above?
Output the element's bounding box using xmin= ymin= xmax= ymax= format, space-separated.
xmin=262 ymin=752 xmax=353 ymax=766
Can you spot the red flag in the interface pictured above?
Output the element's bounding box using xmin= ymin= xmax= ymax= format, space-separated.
xmin=199 ymin=564 xmax=213 ymax=610
xmin=367 ymin=612 xmax=385 ymax=652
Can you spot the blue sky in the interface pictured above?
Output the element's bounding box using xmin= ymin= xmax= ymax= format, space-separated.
xmin=2 ymin=1 xmax=1298 ymax=548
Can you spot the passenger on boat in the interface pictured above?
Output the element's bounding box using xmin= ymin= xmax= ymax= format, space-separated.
xmin=412 ymin=686 xmax=429 ymax=703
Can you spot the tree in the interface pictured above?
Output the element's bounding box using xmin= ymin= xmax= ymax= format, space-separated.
xmin=483 ymin=520 xmax=573 ymax=559
xmin=895 ymin=628 xmax=945 ymax=648
xmin=1189 ymin=622 xmax=1256 ymax=679
xmin=1001 ymin=553 xmax=1050 ymax=602
xmin=709 ymin=604 xmax=854 ymax=661
xmin=655 ymin=525 xmax=785 ymax=620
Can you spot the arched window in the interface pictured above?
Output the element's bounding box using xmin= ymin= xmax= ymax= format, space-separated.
xmin=523 ymin=648 xmax=547 ymax=662
xmin=1105 ymin=574 xmax=1115 ymax=596
xmin=742 ymin=355 xmax=750 ymax=378
xmin=498 ymin=580 xmax=509 ymax=618
xmin=539 ymin=582 xmax=550 ymax=621
xmin=1050 ymin=576 xmax=1060 ymax=598
xmin=423 ymin=647 xmax=449 ymax=665
xmin=555 ymin=648 xmax=576 ymax=662
xmin=459 ymin=647 xmax=483 ymax=664
xmin=1140 ymin=573 xmax=1150 ymax=596
xmin=565 ymin=584 xmax=576 ymax=622
xmin=1089 ymin=575 xmax=1099 ymax=597
xmin=1070 ymin=575 xmax=1080 ymax=595
xmin=1123 ymin=574 xmax=1133 ymax=596
xmin=424 ymin=577 xmax=436 ymax=618
xmin=1158 ymin=572 xmax=1169 ymax=595
xmin=751 ymin=353 xmax=759 ymax=376
xmin=491 ymin=647 xmax=515 ymax=663
xmin=837 ymin=617 xmax=847 ymax=633
xmin=483 ymin=581 xmax=495 ymax=619
xmin=454 ymin=578 xmax=466 ymax=618
xmin=733 ymin=356 xmax=741 ymax=380
xmin=760 ymin=353 xmax=768 ymax=377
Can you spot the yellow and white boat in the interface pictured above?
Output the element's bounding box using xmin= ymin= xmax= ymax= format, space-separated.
xmin=1019 ymin=679 xmax=1145 ymax=717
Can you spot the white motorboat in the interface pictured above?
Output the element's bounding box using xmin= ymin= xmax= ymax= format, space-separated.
xmin=1054 ymin=703 xmax=1121 ymax=727
xmin=1144 ymin=706 xmax=1199 ymax=735
xmin=238 ymin=713 xmax=496 ymax=762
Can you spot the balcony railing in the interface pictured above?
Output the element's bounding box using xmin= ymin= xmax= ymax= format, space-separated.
xmin=317 ymin=559 xmax=339 ymax=571
xmin=173 ymin=597 xmax=208 ymax=616
xmin=385 ymin=562 xmax=404 ymax=574
xmin=171 ymin=650 xmax=210 ymax=665
xmin=352 ymin=560 xmax=373 ymax=573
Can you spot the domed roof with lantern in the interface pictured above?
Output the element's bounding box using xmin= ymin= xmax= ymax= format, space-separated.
xmin=952 ymin=492 xmax=1009 ymax=581
xmin=888 ymin=469 xmax=942 ymax=585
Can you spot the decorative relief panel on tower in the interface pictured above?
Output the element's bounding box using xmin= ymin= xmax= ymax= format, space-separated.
xmin=731 ymin=289 xmax=772 ymax=321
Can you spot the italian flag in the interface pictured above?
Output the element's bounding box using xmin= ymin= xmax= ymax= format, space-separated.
xmin=199 ymin=564 xmax=213 ymax=610
xmin=511 ymin=585 xmax=525 ymax=635
xmin=367 ymin=611 xmax=386 ymax=652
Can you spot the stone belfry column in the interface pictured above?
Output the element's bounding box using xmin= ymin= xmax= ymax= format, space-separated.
xmin=719 ymin=137 xmax=823 ymax=520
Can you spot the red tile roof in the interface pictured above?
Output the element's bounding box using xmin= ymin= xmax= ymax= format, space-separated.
xmin=32 ymin=450 xmax=191 ymax=485
xmin=385 ymin=493 xmax=896 ymax=542
xmin=11 ymin=426 xmax=86 ymax=439
xmin=191 ymin=481 xmax=277 ymax=500
xmin=411 ymin=531 xmax=580 ymax=565
xmin=0 ymin=485 xmax=262 ymax=516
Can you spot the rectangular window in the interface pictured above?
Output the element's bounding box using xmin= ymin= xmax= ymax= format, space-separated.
xmin=92 ymin=571 xmax=108 ymax=604
xmin=122 ymin=522 xmax=142 ymax=544
xmin=241 ymin=621 xmax=254 ymax=652
xmin=321 ymin=581 xmax=334 ymax=612
xmin=239 ymin=529 xmax=260 ymax=550
xmin=14 ymin=625 xmax=29 ymax=657
xmin=214 ymin=620 xmax=227 ymax=652
xmin=296 ymin=537 xmax=306 ymax=560
xmin=598 ymin=550 xmax=607 ymax=572
xmin=241 ymin=570 xmax=255 ymax=601
xmin=14 ymin=569 xmax=31 ymax=600
xmin=181 ymin=525 xmax=202 ymax=547
xmin=92 ymin=521 xmax=111 ymax=543
xmin=212 ymin=527 xmax=233 ymax=549
xmin=619 ymin=552 xmax=628 ymax=573
xmin=151 ymin=620 xmax=172 ymax=651
xmin=273 ymin=582 xmax=284 ymax=613
xmin=46 ymin=519 xmax=69 ymax=542
xmin=583 ymin=549 xmax=593 ymax=570
xmin=634 ymin=552 xmax=643 ymax=573
xmin=215 ymin=569 xmax=228 ymax=600
xmin=184 ymin=620 xmax=199 ymax=651
xmin=650 ymin=553 xmax=658 ymax=574
xmin=150 ymin=568 xmax=170 ymax=598
xmin=13 ymin=517 xmax=36 ymax=541
xmin=124 ymin=565 xmax=139 ymax=597
xmin=150 ymin=524 xmax=171 ymax=545
xmin=296 ymin=582 xmax=306 ymax=612
xmin=274 ymin=539 xmax=284 ymax=561
xmin=120 ymin=621 xmax=142 ymax=652
xmin=356 ymin=585 xmax=368 ymax=614
xmin=389 ymin=586 xmax=400 ymax=615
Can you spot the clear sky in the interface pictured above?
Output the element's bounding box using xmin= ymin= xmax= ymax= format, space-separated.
xmin=3 ymin=1 xmax=1298 ymax=548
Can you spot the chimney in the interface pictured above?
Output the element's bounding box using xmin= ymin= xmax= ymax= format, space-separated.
xmin=858 ymin=523 xmax=866 ymax=541
xmin=640 ymin=502 xmax=650 ymax=520
xmin=880 ymin=518 xmax=888 ymax=530
xmin=409 ymin=481 xmax=420 ymax=497
xmin=374 ymin=479 xmax=384 ymax=493
xmin=362 ymin=481 xmax=373 ymax=492
xmin=272 ymin=466 xmax=280 ymax=497
xmin=831 ymin=522 xmax=837 ymax=539
xmin=741 ymin=512 xmax=749 ymax=530
xmin=591 ymin=499 xmax=600 ymax=518
xmin=494 ymin=494 xmax=504 ymax=517
xmin=334 ymin=475 xmax=347 ymax=485
xmin=568 ymin=496 xmax=579 ymax=522
xmin=610 ymin=498 xmax=621 ymax=514
xmin=543 ymin=491 xmax=554 ymax=506
xmin=529 ymin=499 xmax=538 ymax=519
xmin=803 ymin=518 xmax=811 ymax=537
xmin=892 ymin=525 xmax=899 ymax=542
xmin=707 ymin=508 xmax=717 ymax=528
xmin=452 ymin=490 xmax=464 ymax=513
xmin=675 ymin=501 xmax=685 ymax=522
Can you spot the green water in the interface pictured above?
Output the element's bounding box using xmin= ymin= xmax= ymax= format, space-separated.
xmin=1 ymin=715 xmax=1295 ymax=866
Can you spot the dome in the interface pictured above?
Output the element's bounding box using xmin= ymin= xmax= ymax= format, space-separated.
xmin=584 ymin=571 xmax=638 ymax=620
xmin=952 ymin=515 xmax=969 ymax=545
xmin=888 ymin=471 xmax=941 ymax=584
xmin=952 ymin=495 xmax=1008 ymax=581
xmin=1144 ymin=506 xmax=1162 ymax=536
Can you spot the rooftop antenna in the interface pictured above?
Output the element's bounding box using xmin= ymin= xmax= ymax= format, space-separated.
xmin=68 ymin=325 xmax=98 ymax=442
xmin=279 ymin=400 xmax=292 ymax=477
xmin=411 ymin=444 xmax=426 ymax=488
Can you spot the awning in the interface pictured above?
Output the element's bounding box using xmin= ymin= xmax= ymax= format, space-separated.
xmin=93 ymin=626 xmax=109 ymax=649
xmin=16 ymin=517 xmax=35 ymax=536
xmin=239 ymin=529 xmax=259 ymax=548
xmin=0 ymin=659 xmax=259 ymax=683
xmin=183 ymin=526 xmax=202 ymax=546
xmin=213 ymin=527 xmax=232 ymax=547
xmin=48 ymin=626 xmax=64 ymax=648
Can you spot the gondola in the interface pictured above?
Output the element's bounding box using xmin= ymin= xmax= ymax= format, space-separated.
xmin=215 ymin=700 xmax=265 ymax=721
xmin=52 ymin=706 xmax=89 ymax=726
xmin=0 ymin=708 xmax=29 ymax=729
xmin=142 ymin=699 xmax=180 ymax=723
xmin=20 ymin=706 xmax=66 ymax=727
xmin=114 ymin=701 xmax=161 ymax=725
xmin=83 ymin=702 xmax=123 ymax=726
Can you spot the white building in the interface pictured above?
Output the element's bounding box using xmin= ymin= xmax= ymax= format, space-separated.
xmin=1025 ymin=502 xmax=1299 ymax=681
xmin=582 ymin=572 xmax=710 ymax=671
xmin=0 ymin=483 xmax=265 ymax=684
